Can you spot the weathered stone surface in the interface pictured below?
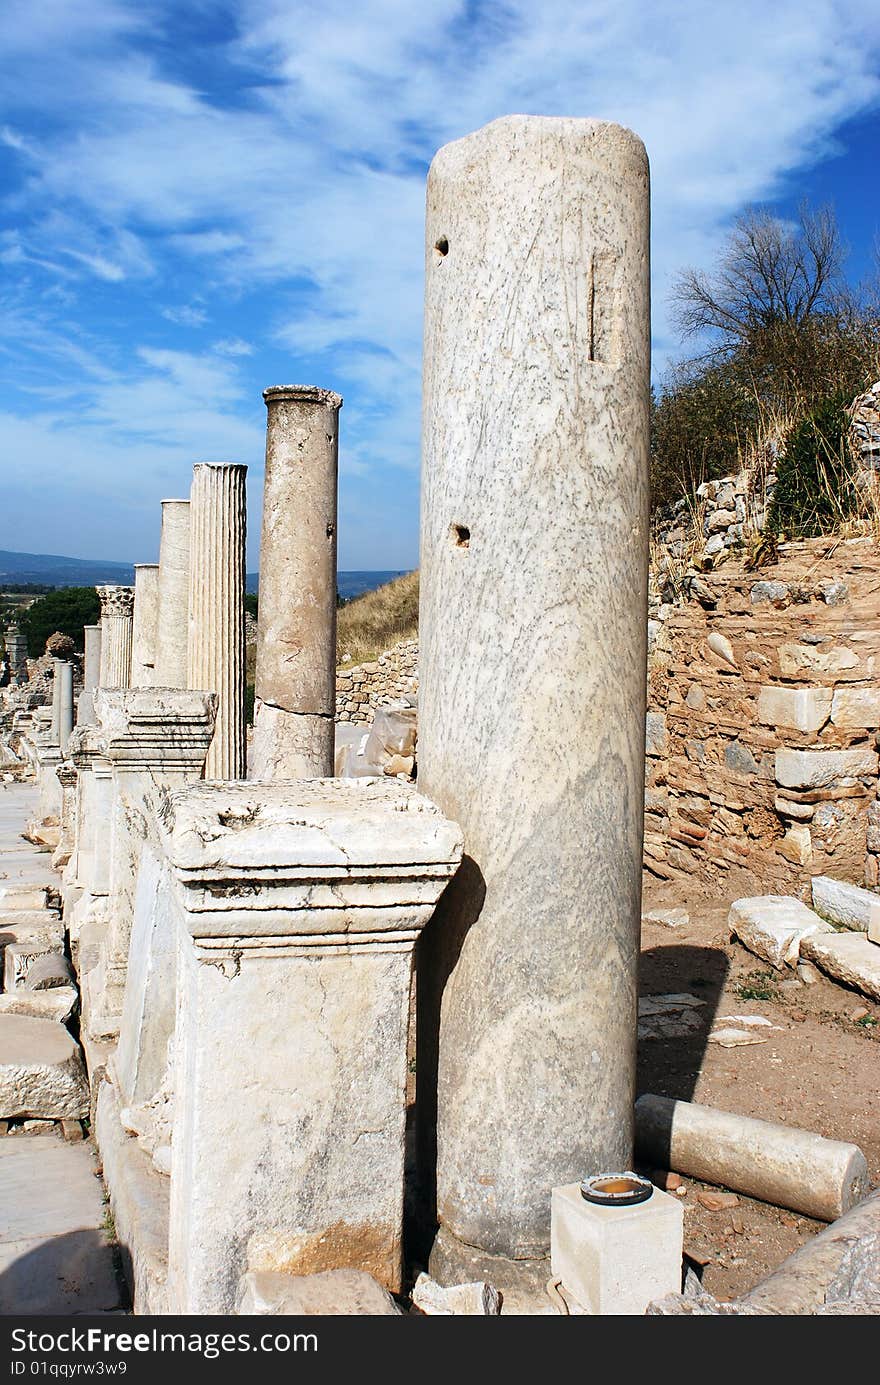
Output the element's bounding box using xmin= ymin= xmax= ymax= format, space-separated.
xmin=725 ymin=740 xmax=758 ymax=776
xmin=636 ymin=1094 xmax=868 ymax=1223
xmin=756 ymin=686 xmax=832 ymax=732
xmin=96 ymin=585 xmax=134 ymax=690
xmin=131 ymin=564 xmax=159 ymax=688
xmin=800 ymin=931 xmax=880 ymax=1001
xmin=154 ymin=499 xmax=190 ymax=687
xmin=750 ymin=581 xmax=790 ymax=606
xmin=0 ymin=886 xmax=50 ymax=911
xmin=742 ymin=1188 xmax=880 ymax=1313
xmin=645 ymin=712 xmax=667 ymax=758
xmin=239 ymin=1269 xmax=401 ymax=1316
xmin=777 ymin=824 xmax=812 ymax=866
xmin=24 ymin=951 xmax=73 ymax=991
xmin=778 ymin=643 xmax=862 ymax=679
xmin=830 ymin=687 xmax=880 ymax=727
xmin=0 ymin=1016 xmax=89 ymax=1119
xmin=411 ymin=1272 xmax=501 ymax=1315
xmin=643 ymin=905 xmax=689 ymax=929
xmin=418 ymin=114 xmax=650 ymax=1266
xmin=707 ymin=631 xmax=737 ymax=667
xmin=729 ymin=895 xmax=832 ymax=969
xmin=811 ymin=875 xmax=880 ymax=932
xmin=252 ymin=386 xmax=342 ymax=779
xmin=3 ymin=938 xmax=61 ymax=991
xmin=775 ymin=747 xmax=879 ymax=790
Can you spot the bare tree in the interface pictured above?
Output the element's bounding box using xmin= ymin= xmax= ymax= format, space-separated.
xmin=673 ymin=203 xmax=846 ymax=350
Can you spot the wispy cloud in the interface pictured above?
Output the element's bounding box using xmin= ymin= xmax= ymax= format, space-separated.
xmin=0 ymin=1 xmax=879 ymax=565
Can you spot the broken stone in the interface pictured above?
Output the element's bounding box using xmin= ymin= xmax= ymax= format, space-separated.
xmin=831 ymin=688 xmax=880 ymax=729
xmin=757 ymin=686 xmax=832 ymax=733
xmin=797 ymin=961 xmax=822 ymax=986
xmin=645 ymin=712 xmax=668 ymax=757
xmin=729 ymin=896 xmax=832 ymax=969
xmin=750 ymin=581 xmax=790 ymax=607
xmin=2 ymin=939 xmax=60 ymax=991
xmin=777 ymin=824 xmax=812 ymax=866
xmin=411 ymin=1273 xmax=501 ymax=1315
xmin=0 ymin=986 xmax=78 ymax=1023
xmin=642 ymin=906 xmax=689 ymax=929
xmin=775 ymin=797 xmax=814 ymax=821
xmin=61 ymin=1118 xmax=84 ymax=1143
xmin=801 ymin=933 xmax=880 ymax=1002
xmin=697 ymin=1191 xmax=740 ymax=1211
xmin=811 ymin=876 xmax=880 ymax=933
xmin=778 ymin=643 xmax=861 ymax=678
xmin=707 ymin=632 xmax=737 ymax=668
xmin=709 ymin=1028 xmax=768 ymax=1047
xmin=0 ymin=1015 xmax=89 ymax=1120
xmin=238 ymin=1269 xmax=402 ymax=1316
xmin=24 ymin=951 xmax=74 ymax=991
xmin=725 ymin=741 xmax=758 ymax=776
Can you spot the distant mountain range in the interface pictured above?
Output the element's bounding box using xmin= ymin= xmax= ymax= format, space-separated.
xmin=0 ymin=549 xmax=408 ymax=602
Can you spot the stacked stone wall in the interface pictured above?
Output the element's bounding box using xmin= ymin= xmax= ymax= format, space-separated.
xmin=335 ymin=639 xmax=418 ymax=723
xmin=645 ymin=536 xmax=880 ymax=896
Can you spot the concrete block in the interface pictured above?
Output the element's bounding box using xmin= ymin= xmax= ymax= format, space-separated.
xmin=756 ymin=686 xmax=831 ymax=732
xmin=775 ymin=748 xmax=879 ymax=790
xmin=801 ymin=932 xmax=880 ymax=1001
xmin=728 ymin=895 xmax=832 ymax=970
xmin=811 ymin=876 xmax=880 ymax=933
xmin=831 ymin=688 xmax=880 ymax=728
xmin=551 ymin=1182 xmax=683 ymax=1315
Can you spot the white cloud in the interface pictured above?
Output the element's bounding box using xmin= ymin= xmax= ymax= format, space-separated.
xmin=162 ymin=305 xmax=209 ymax=328
xmin=213 ymin=336 xmax=253 ymax=357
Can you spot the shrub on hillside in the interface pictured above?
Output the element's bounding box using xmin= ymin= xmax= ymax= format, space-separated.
xmin=21 ymin=587 xmax=100 ymax=657
xmin=765 ymin=396 xmax=859 ymax=538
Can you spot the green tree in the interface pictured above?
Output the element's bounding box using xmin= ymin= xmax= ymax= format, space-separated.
xmin=22 ymin=588 xmax=101 ymax=657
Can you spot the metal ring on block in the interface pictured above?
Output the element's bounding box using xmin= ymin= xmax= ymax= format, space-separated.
xmin=579 ymin=1172 xmax=654 ymax=1207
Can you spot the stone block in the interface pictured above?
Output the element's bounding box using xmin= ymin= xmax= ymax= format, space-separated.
xmin=239 ymin=1269 xmax=401 ymax=1316
xmin=811 ymin=876 xmax=880 ymax=933
xmin=778 ymin=644 xmax=863 ymax=680
xmin=0 ymin=987 xmax=78 ymax=1023
xmin=645 ymin=712 xmax=667 ymax=758
xmin=411 ymin=1273 xmax=501 ymax=1315
xmin=0 ymin=1015 xmax=89 ymax=1120
xmin=729 ymin=895 xmax=832 ymax=970
xmin=3 ymin=939 xmax=60 ymax=991
xmin=0 ymin=886 xmax=49 ymax=912
xmin=831 ymin=689 xmax=880 ymax=728
xmin=550 ymin=1182 xmax=683 ymax=1315
xmin=775 ymin=748 xmax=879 ymax=790
xmin=757 ymin=686 xmax=832 ymax=733
xmin=750 ymin=581 xmax=790 ymax=606
xmin=777 ymin=824 xmax=812 ymax=866
xmin=801 ymin=932 xmax=880 ymax=1001
xmin=725 ymin=741 xmax=758 ymax=776
xmin=24 ymin=952 xmax=73 ymax=991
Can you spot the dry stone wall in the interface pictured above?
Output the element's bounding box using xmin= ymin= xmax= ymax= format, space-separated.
xmin=335 ymin=638 xmax=418 ymax=723
xmin=646 ymin=536 xmax=880 ymax=896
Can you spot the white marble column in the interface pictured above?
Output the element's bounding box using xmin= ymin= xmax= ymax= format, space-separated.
xmin=77 ymin=624 xmax=102 ymax=726
xmin=57 ymin=660 xmax=74 ymax=752
xmin=97 ymin=586 xmax=134 ymax=689
xmin=187 ymin=464 xmax=247 ymax=780
xmin=131 ymin=564 xmax=159 ymax=687
xmin=155 ymin=500 xmax=190 ymax=687
xmin=417 ymin=117 xmax=651 ymax=1279
xmin=252 ymin=386 xmax=342 ymax=779
xmin=50 ymin=658 xmax=63 ymax=743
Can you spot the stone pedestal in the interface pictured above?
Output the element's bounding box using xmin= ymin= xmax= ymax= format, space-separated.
xmin=155 ymin=501 xmax=190 ymax=687
xmin=187 ymin=465 xmax=246 ymax=780
xmin=78 ymin=625 xmax=102 ymax=726
xmin=86 ymin=689 xmax=217 ymax=1039
xmin=252 ymin=386 xmax=342 ymax=779
xmin=97 ymin=586 xmax=134 ymax=689
xmin=53 ymin=760 xmax=78 ymax=871
xmin=131 ymin=565 xmax=160 ymax=687
xmin=154 ymin=779 xmax=461 ymax=1314
xmin=417 ymin=116 xmax=651 ymax=1267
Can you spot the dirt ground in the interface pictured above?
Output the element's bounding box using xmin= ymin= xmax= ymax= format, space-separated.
xmin=637 ymin=887 xmax=879 ymax=1302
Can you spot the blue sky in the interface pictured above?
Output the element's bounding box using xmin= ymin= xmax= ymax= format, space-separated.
xmin=1 ymin=1 xmax=879 ymax=571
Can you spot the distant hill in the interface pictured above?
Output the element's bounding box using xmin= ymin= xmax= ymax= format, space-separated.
xmin=0 ymin=549 xmax=135 ymax=587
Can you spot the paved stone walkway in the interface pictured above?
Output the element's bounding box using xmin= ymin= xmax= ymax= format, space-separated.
xmin=0 ymin=782 xmax=123 ymax=1315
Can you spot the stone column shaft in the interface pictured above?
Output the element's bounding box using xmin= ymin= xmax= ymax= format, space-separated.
xmin=187 ymin=465 xmax=247 ymax=780
xmin=78 ymin=625 xmax=102 ymax=726
xmin=57 ymin=660 xmax=74 ymax=752
xmin=155 ymin=500 xmax=191 ymax=687
xmin=97 ymin=586 xmax=134 ymax=689
xmin=50 ymin=658 xmax=63 ymax=744
xmin=251 ymin=386 xmax=342 ymax=779
xmin=132 ymin=564 xmax=160 ymax=687
xmin=417 ymin=116 xmax=651 ymax=1272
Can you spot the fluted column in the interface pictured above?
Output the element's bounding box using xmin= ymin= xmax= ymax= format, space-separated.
xmin=155 ymin=499 xmax=191 ymax=686
xmin=77 ymin=624 xmax=102 ymax=725
xmin=97 ymin=586 xmax=134 ymax=689
xmin=131 ymin=564 xmax=160 ymax=687
xmin=187 ymin=464 xmax=247 ymax=780
xmin=252 ymin=385 xmax=342 ymax=779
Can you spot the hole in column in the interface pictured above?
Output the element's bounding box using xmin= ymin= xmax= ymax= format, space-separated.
xmin=450 ymin=523 xmax=470 ymax=549
xmin=433 ymin=236 xmax=449 ymax=264
xmin=326 ymin=522 xmax=335 ymax=539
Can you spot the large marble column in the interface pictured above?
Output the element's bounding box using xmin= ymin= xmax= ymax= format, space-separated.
xmin=131 ymin=564 xmax=159 ymax=687
xmin=417 ymin=117 xmax=651 ymax=1279
xmin=251 ymin=386 xmax=342 ymax=779
xmin=155 ymin=500 xmax=190 ymax=687
xmin=97 ymin=586 xmax=134 ymax=689
xmin=50 ymin=658 xmax=63 ymax=744
xmin=77 ymin=625 xmax=102 ymax=725
xmin=187 ymin=464 xmax=247 ymax=780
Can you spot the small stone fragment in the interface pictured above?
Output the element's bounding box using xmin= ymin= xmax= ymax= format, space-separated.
xmin=412 ymin=1273 xmax=501 ymax=1316
xmin=61 ymin=1118 xmax=84 ymax=1143
xmin=697 ymin=1191 xmax=740 ymax=1212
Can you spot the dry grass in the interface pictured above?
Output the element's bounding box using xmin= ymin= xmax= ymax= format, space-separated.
xmin=336 ymin=570 xmax=419 ymax=667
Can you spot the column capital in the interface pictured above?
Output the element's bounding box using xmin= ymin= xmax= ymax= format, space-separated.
xmin=263 ymin=384 xmax=343 ymax=410
xmin=96 ymin=585 xmax=135 ymax=618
